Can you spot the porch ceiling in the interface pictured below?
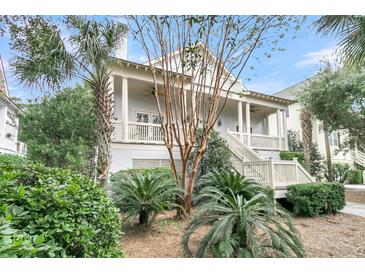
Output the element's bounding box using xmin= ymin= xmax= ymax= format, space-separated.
xmin=224 ymin=97 xmax=279 ymax=115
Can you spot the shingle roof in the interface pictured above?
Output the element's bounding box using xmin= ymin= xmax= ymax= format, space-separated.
xmin=272 ymin=75 xmax=319 ymax=101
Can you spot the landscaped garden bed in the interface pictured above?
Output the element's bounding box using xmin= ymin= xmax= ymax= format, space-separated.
xmin=121 ymin=210 xmax=365 ymax=258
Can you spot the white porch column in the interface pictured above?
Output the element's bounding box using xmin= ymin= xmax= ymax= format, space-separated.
xmin=245 ymin=102 xmax=251 ymax=146
xmin=276 ymin=109 xmax=282 ymax=150
xmin=238 ymin=101 xmax=243 ymax=142
xmin=264 ymin=115 xmax=270 ymax=135
xmin=282 ymin=110 xmax=288 ymax=150
xmin=122 ymin=77 xmax=129 ymax=141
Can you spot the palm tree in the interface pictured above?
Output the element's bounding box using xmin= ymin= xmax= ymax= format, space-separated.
xmin=316 ymin=16 xmax=365 ymax=68
xmin=182 ymin=170 xmax=304 ymax=258
xmin=6 ymin=16 xmax=127 ymax=186
xmin=300 ymin=110 xmax=313 ymax=172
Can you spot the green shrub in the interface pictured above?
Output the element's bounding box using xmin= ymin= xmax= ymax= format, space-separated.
xmin=332 ymin=163 xmax=352 ymax=184
xmin=286 ymin=183 xmax=345 ymax=217
xmin=280 ymin=151 xmax=305 ymax=165
xmin=0 ymin=154 xmax=123 ymax=258
xmin=112 ymin=172 xmax=183 ymax=226
xmin=347 ymin=169 xmax=363 ymax=184
xmin=331 ymin=163 xmax=363 ymax=184
xmin=188 ymin=129 xmax=232 ymax=203
xmin=182 ymin=170 xmax=304 ymax=258
xmin=189 ymin=129 xmax=232 ymax=181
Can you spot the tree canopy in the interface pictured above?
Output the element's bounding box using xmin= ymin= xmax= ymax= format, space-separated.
xmin=4 ymin=15 xmax=128 ymax=186
xmin=300 ymin=67 xmax=365 ymax=151
xmin=19 ymin=84 xmax=97 ymax=176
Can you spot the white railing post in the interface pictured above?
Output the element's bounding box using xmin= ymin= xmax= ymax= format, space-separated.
xmin=282 ymin=109 xmax=288 ymax=150
xmin=268 ymin=157 xmax=275 ymax=188
xmin=238 ymin=101 xmax=243 ymax=142
xmin=293 ymin=157 xmax=299 ymax=183
xmin=276 ymin=109 xmax=282 ymax=150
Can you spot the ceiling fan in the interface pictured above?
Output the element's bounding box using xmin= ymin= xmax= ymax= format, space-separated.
xmin=143 ymin=87 xmax=165 ymax=96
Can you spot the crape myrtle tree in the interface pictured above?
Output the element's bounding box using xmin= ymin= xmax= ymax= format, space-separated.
xmin=4 ymin=16 xmax=128 ymax=187
xmin=129 ymin=15 xmax=305 ymax=213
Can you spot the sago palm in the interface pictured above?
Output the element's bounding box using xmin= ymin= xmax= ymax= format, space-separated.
xmin=182 ymin=171 xmax=304 ymax=258
xmin=316 ymin=16 xmax=365 ymax=68
xmin=6 ymin=16 xmax=127 ymax=186
xmin=198 ymin=169 xmax=273 ymax=202
xmin=112 ymin=173 xmax=184 ymax=226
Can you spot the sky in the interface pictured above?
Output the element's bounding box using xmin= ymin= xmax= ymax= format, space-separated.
xmin=0 ymin=16 xmax=338 ymax=101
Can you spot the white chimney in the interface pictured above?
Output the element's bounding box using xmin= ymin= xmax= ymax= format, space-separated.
xmin=115 ymin=34 xmax=128 ymax=60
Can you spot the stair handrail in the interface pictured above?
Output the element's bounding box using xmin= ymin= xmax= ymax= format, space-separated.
xmin=227 ymin=130 xmax=264 ymax=161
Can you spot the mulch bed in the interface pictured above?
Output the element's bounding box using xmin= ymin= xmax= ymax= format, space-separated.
xmin=121 ymin=210 xmax=365 ymax=258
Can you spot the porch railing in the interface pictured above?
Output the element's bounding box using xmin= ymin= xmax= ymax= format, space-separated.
xmin=227 ymin=130 xmax=285 ymax=150
xmin=0 ymin=137 xmax=27 ymax=156
xmin=239 ymin=159 xmax=315 ymax=188
xmin=113 ymin=122 xmax=164 ymax=144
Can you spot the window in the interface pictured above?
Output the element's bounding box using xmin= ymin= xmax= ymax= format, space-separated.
xmin=152 ymin=114 xmax=161 ymax=124
xmin=136 ymin=112 xmax=149 ymax=123
xmin=329 ymin=131 xmax=340 ymax=147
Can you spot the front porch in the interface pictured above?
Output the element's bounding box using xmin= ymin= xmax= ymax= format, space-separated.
xmin=111 ymin=80 xmax=289 ymax=152
xmin=109 ymin=59 xmax=290 ymax=152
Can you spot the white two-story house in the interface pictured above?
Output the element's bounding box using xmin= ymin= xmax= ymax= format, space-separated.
xmin=0 ymin=55 xmax=27 ymax=156
xmin=108 ymin=39 xmax=314 ymax=197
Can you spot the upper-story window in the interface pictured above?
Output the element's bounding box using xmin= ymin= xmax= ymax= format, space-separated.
xmin=136 ymin=111 xmax=160 ymax=124
xmin=329 ymin=131 xmax=340 ymax=147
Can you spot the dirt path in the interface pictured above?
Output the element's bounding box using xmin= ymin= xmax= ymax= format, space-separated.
xmin=121 ymin=210 xmax=365 ymax=258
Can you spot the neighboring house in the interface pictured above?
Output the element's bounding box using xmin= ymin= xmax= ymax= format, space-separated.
xmin=108 ymin=39 xmax=314 ymax=197
xmin=0 ymin=55 xmax=27 ymax=156
xmin=273 ymin=78 xmax=365 ymax=170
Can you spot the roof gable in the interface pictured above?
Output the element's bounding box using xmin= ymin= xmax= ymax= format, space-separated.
xmin=0 ymin=55 xmax=9 ymax=97
xmin=146 ymin=43 xmax=242 ymax=87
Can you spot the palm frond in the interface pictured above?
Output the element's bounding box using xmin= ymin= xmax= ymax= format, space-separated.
xmin=112 ymin=172 xmax=184 ymax=226
xmin=316 ymin=16 xmax=365 ymax=68
xmin=9 ymin=16 xmax=75 ymax=90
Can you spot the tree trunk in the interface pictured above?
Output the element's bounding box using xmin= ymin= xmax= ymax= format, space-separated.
xmin=300 ymin=110 xmax=313 ymax=172
xmin=94 ymin=76 xmax=114 ymax=188
xmin=324 ymin=129 xmax=334 ymax=182
xmin=139 ymin=211 xmax=149 ymax=225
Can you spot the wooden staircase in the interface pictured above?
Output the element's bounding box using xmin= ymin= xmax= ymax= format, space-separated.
xmin=227 ymin=131 xmax=315 ymax=198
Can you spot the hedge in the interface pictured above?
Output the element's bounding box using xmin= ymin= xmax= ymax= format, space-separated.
xmin=279 ymin=151 xmax=305 ymax=165
xmin=0 ymin=154 xmax=123 ymax=258
xmin=286 ymin=182 xmax=345 ymax=217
